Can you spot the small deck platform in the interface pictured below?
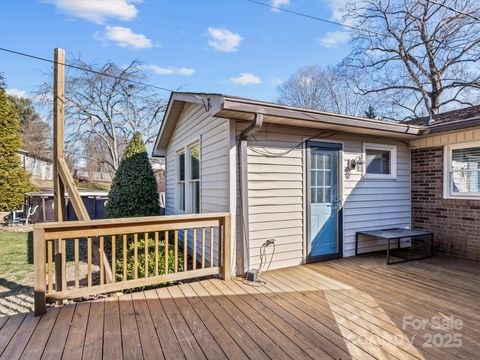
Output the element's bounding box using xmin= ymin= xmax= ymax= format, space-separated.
xmin=0 ymin=255 xmax=479 ymax=359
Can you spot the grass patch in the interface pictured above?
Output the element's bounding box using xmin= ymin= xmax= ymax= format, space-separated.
xmin=0 ymin=231 xmax=33 ymax=285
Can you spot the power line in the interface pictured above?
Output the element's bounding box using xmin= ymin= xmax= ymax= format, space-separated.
xmin=244 ymin=0 xmax=386 ymax=38
xmin=426 ymin=0 xmax=480 ymax=22
xmin=0 ymin=46 xmax=174 ymax=93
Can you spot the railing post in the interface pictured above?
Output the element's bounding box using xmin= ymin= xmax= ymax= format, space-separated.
xmin=222 ymin=214 xmax=231 ymax=280
xmin=33 ymin=227 xmax=47 ymax=315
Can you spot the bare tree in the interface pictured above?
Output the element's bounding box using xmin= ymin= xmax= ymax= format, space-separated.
xmin=343 ymin=0 xmax=480 ymax=120
xmin=39 ymin=58 xmax=166 ymax=172
xmin=8 ymin=95 xmax=52 ymax=159
xmin=276 ymin=65 xmax=369 ymax=116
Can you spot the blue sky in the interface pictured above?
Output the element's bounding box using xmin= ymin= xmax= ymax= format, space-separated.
xmin=0 ymin=0 xmax=351 ymax=102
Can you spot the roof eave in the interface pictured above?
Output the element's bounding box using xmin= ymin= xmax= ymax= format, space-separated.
xmin=222 ymin=97 xmax=424 ymax=136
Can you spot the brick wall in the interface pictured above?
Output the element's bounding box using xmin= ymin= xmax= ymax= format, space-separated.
xmin=411 ymin=147 xmax=480 ymax=261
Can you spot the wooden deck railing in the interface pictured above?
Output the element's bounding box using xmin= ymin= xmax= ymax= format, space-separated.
xmin=33 ymin=213 xmax=231 ymax=315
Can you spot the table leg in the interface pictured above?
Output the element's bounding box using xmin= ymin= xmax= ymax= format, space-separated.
xmin=355 ymin=233 xmax=358 ymax=256
xmin=430 ymin=234 xmax=434 ymax=257
xmin=387 ymin=238 xmax=390 ymax=265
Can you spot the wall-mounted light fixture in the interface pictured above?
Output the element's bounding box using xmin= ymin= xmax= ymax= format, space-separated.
xmin=349 ymin=156 xmax=364 ymax=171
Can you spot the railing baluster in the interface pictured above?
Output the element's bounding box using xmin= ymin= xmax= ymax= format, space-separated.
xmin=123 ymin=234 xmax=127 ymax=281
xmin=112 ymin=235 xmax=116 ymax=283
xmin=134 ymin=233 xmax=138 ymax=279
xmin=202 ymin=227 xmax=206 ymax=269
xmin=174 ymin=230 xmax=178 ymax=273
xmin=74 ymin=238 xmax=79 ymax=288
xmin=210 ymin=226 xmax=214 ymax=267
xmin=100 ymin=236 xmax=104 ymax=285
xmin=193 ymin=228 xmax=197 ymax=270
xmin=47 ymin=240 xmax=53 ymax=292
xmin=144 ymin=232 xmax=149 ymax=278
xmin=183 ymin=229 xmax=187 ymax=271
xmin=87 ymin=237 xmax=92 ymax=287
xmin=165 ymin=230 xmax=169 ymax=274
xmin=155 ymin=232 xmax=159 ymax=276
xmin=61 ymin=238 xmax=66 ymax=291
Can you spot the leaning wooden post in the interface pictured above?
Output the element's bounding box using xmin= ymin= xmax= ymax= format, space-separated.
xmin=222 ymin=214 xmax=231 ymax=280
xmin=33 ymin=226 xmax=47 ymax=315
xmin=53 ymin=48 xmax=67 ymax=295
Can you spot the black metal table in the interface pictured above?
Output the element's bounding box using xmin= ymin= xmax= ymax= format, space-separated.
xmin=355 ymin=228 xmax=434 ymax=265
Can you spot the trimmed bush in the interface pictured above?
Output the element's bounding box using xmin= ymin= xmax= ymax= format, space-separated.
xmin=105 ymin=132 xmax=160 ymax=218
xmin=116 ymin=236 xmax=183 ymax=280
xmin=114 ymin=233 xmax=184 ymax=292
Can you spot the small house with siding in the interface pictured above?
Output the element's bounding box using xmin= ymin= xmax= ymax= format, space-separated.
xmin=153 ymin=92 xmax=480 ymax=275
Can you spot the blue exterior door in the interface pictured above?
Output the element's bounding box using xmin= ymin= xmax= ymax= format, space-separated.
xmin=307 ymin=142 xmax=342 ymax=262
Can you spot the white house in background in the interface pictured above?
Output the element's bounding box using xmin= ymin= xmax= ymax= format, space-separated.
xmin=152 ymin=92 xmax=425 ymax=276
xmin=18 ymin=149 xmax=53 ymax=181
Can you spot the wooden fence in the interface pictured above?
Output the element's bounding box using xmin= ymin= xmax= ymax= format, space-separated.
xmin=33 ymin=213 xmax=231 ymax=315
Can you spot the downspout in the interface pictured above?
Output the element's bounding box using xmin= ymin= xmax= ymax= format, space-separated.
xmin=238 ymin=113 xmax=264 ymax=275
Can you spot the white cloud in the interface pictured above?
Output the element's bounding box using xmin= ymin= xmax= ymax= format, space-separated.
xmin=230 ymin=73 xmax=262 ymax=85
xmin=97 ymin=26 xmax=152 ymax=49
xmin=324 ymin=0 xmax=349 ymax=22
xmin=317 ymin=30 xmax=350 ymax=47
xmin=271 ymin=0 xmax=289 ymax=12
xmin=207 ymin=27 xmax=243 ymax=52
xmin=6 ymin=88 xmax=27 ymax=98
xmin=50 ymin=0 xmax=140 ymax=23
xmin=143 ymin=65 xmax=195 ymax=76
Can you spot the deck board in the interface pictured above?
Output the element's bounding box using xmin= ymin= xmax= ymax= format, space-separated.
xmin=1 ymin=255 xmax=479 ymax=359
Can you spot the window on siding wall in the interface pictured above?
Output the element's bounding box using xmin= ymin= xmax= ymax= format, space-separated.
xmin=445 ymin=143 xmax=480 ymax=198
xmin=177 ymin=150 xmax=185 ymax=211
xmin=177 ymin=141 xmax=201 ymax=213
xmin=189 ymin=143 xmax=200 ymax=213
xmin=363 ymin=143 xmax=397 ymax=179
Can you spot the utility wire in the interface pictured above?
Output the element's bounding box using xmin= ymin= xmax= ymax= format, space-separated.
xmin=244 ymin=0 xmax=387 ymax=38
xmin=426 ymin=0 xmax=480 ymax=22
xmin=0 ymin=46 xmax=175 ymax=93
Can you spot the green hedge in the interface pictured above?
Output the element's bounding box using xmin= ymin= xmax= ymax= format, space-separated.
xmin=114 ymin=234 xmax=184 ymax=290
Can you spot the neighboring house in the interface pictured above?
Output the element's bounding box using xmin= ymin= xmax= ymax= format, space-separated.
xmin=152 ymin=92 xmax=480 ymax=275
xmin=18 ymin=149 xmax=53 ymax=181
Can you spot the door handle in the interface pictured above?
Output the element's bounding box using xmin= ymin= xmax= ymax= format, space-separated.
xmin=333 ymin=199 xmax=343 ymax=210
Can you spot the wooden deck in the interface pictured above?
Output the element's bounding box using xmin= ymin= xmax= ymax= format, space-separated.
xmin=0 ymin=255 xmax=479 ymax=359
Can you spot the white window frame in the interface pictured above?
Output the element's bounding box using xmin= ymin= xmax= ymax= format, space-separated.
xmin=362 ymin=143 xmax=397 ymax=180
xmin=443 ymin=141 xmax=480 ymax=199
xmin=176 ymin=139 xmax=201 ymax=213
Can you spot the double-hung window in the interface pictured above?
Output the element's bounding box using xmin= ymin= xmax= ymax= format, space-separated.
xmin=363 ymin=143 xmax=397 ymax=179
xmin=444 ymin=142 xmax=480 ymax=199
xmin=177 ymin=142 xmax=201 ymax=213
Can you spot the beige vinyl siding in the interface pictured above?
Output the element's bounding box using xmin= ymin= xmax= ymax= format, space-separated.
xmin=240 ymin=124 xmax=305 ymax=271
xmin=240 ymin=123 xmax=411 ymax=271
xmin=165 ymin=103 xmax=230 ymax=265
xmin=410 ymin=127 xmax=480 ymax=148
